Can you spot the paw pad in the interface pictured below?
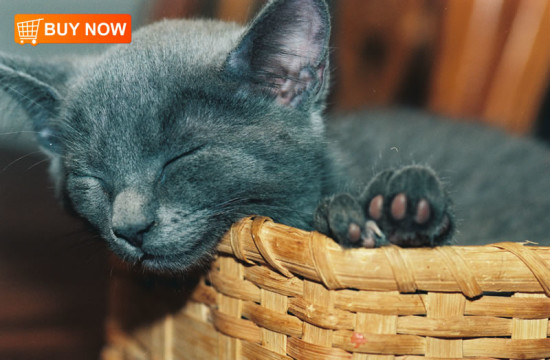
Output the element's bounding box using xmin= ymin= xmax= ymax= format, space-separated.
xmin=390 ymin=193 xmax=407 ymax=220
xmin=369 ymin=193 xmax=432 ymax=225
xmin=347 ymin=223 xmax=362 ymax=244
xmin=415 ymin=198 xmax=431 ymax=224
xmin=368 ymin=194 xmax=384 ymax=220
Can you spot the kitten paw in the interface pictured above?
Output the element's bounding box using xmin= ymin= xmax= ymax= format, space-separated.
xmin=361 ymin=166 xmax=454 ymax=247
xmin=314 ymin=193 xmax=386 ymax=248
xmin=314 ymin=166 xmax=454 ymax=248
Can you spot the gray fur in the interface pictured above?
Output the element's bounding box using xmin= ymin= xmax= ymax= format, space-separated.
xmin=0 ymin=0 xmax=548 ymax=274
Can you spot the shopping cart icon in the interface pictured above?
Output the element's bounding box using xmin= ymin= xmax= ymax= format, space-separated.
xmin=17 ymin=18 xmax=43 ymax=46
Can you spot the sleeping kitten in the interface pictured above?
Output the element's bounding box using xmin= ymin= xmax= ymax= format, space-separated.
xmin=1 ymin=0 xmax=549 ymax=274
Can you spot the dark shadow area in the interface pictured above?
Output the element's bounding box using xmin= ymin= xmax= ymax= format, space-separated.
xmin=0 ymin=148 xmax=108 ymax=360
xmin=535 ymin=84 xmax=550 ymax=143
xmin=109 ymin=262 xmax=202 ymax=333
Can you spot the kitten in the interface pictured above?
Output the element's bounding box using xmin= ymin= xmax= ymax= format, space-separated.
xmin=1 ymin=0 xmax=549 ymax=274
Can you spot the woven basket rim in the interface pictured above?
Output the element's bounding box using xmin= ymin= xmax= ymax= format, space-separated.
xmin=216 ymin=216 xmax=550 ymax=298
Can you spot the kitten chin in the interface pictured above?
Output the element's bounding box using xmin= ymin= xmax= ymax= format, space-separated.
xmin=139 ymin=250 xmax=216 ymax=276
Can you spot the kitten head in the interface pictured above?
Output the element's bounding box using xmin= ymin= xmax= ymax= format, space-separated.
xmin=0 ymin=0 xmax=331 ymax=273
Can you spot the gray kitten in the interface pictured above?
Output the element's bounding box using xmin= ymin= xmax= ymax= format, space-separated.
xmin=1 ymin=0 xmax=549 ymax=274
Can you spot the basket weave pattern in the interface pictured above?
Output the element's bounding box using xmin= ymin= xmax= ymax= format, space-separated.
xmin=103 ymin=216 xmax=550 ymax=360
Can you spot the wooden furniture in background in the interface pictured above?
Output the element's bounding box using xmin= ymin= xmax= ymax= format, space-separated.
xmin=147 ymin=0 xmax=203 ymax=22
xmin=331 ymin=0 xmax=442 ymax=109
xmin=148 ymin=0 xmax=263 ymax=24
xmin=429 ymin=0 xmax=550 ymax=134
xmin=216 ymin=0 xmax=264 ymax=23
xmin=332 ymin=0 xmax=550 ymax=134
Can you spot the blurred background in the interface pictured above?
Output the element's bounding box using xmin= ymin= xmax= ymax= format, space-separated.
xmin=0 ymin=0 xmax=549 ymax=359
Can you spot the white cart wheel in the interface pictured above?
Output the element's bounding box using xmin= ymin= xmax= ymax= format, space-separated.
xmin=20 ymin=40 xmax=24 ymax=44
xmin=32 ymin=39 xmax=36 ymax=44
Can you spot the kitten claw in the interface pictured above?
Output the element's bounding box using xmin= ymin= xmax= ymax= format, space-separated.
xmin=362 ymin=220 xmax=385 ymax=248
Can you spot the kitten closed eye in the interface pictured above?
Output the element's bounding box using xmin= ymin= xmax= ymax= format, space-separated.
xmin=159 ymin=144 xmax=206 ymax=181
xmin=162 ymin=144 xmax=206 ymax=170
xmin=70 ymin=174 xmax=109 ymax=192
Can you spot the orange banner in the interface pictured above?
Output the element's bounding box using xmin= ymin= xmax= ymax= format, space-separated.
xmin=14 ymin=14 xmax=131 ymax=46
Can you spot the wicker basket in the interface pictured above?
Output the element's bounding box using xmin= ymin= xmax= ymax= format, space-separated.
xmin=102 ymin=216 xmax=550 ymax=360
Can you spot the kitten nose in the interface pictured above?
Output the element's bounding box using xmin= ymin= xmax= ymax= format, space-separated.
xmin=113 ymin=221 xmax=154 ymax=248
xmin=111 ymin=189 xmax=155 ymax=248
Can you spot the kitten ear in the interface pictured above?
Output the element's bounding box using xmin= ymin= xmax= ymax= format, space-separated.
xmin=224 ymin=0 xmax=331 ymax=108
xmin=0 ymin=54 xmax=73 ymax=155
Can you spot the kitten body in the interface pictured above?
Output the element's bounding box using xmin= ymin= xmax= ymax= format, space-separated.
xmin=1 ymin=0 xmax=549 ymax=274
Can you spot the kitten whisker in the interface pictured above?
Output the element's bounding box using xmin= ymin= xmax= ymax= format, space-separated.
xmin=211 ymin=200 xmax=310 ymax=221
xmin=0 ymin=130 xmax=41 ymax=136
xmin=1 ymin=150 xmax=44 ymax=172
xmin=26 ymin=158 xmax=50 ymax=171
